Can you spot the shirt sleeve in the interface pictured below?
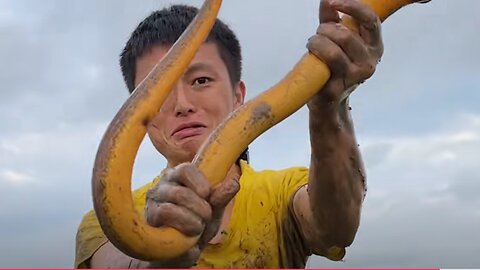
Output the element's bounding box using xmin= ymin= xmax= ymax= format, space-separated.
xmin=75 ymin=210 xmax=108 ymax=268
xmin=277 ymin=167 xmax=346 ymax=264
xmin=74 ymin=177 xmax=160 ymax=268
xmin=274 ymin=166 xmax=311 ymax=268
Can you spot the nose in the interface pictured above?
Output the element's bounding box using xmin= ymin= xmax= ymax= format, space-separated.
xmin=164 ymin=85 xmax=196 ymax=117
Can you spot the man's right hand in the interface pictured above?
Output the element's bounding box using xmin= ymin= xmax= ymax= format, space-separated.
xmin=144 ymin=163 xmax=240 ymax=267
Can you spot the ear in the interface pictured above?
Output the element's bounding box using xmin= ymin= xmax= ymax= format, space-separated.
xmin=233 ymin=80 xmax=246 ymax=110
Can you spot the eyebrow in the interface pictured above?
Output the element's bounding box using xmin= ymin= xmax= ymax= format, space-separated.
xmin=184 ymin=62 xmax=219 ymax=78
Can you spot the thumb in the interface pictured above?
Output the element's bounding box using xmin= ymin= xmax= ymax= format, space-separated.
xmin=210 ymin=177 xmax=240 ymax=210
xmin=198 ymin=178 xmax=240 ymax=247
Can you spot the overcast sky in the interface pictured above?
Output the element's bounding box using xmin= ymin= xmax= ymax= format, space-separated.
xmin=0 ymin=0 xmax=479 ymax=268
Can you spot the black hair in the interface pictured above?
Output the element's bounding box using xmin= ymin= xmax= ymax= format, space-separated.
xmin=120 ymin=4 xmax=242 ymax=93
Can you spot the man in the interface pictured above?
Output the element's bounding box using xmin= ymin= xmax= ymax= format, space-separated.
xmin=76 ymin=0 xmax=383 ymax=268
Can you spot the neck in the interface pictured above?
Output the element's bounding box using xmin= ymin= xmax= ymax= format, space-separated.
xmin=166 ymin=154 xmax=194 ymax=168
xmin=208 ymin=162 xmax=242 ymax=245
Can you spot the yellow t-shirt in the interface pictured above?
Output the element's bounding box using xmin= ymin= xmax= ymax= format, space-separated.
xmin=75 ymin=161 xmax=314 ymax=268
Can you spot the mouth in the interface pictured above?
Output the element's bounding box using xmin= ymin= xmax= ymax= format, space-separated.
xmin=171 ymin=122 xmax=207 ymax=140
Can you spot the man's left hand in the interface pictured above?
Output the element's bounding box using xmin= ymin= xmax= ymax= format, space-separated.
xmin=307 ymin=0 xmax=384 ymax=110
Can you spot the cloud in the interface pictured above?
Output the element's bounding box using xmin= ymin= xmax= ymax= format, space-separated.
xmin=0 ymin=169 xmax=35 ymax=185
xmin=0 ymin=0 xmax=479 ymax=268
xmin=308 ymin=113 xmax=480 ymax=268
xmin=0 ymin=122 xmax=107 ymax=267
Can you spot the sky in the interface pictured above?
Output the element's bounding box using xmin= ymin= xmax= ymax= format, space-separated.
xmin=0 ymin=0 xmax=479 ymax=268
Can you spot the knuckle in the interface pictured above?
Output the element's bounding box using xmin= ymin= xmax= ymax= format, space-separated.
xmin=366 ymin=14 xmax=377 ymax=25
xmin=224 ymin=179 xmax=240 ymax=196
xmin=180 ymin=213 xmax=204 ymax=236
xmin=196 ymin=182 xmax=210 ymax=199
xmin=326 ymin=47 xmax=342 ymax=62
xmin=327 ymin=49 xmax=347 ymax=72
xmin=306 ymin=35 xmax=317 ymax=49
xmin=336 ymin=25 xmax=352 ymax=44
xmin=168 ymin=185 xmax=183 ymax=200
xmin=189 ymin=217 xmax=204 ymax=232
xmin=350 ymin=65 xmax=363 ymax=79
xmin=144 ymin=201 xmax=154 ymax=219
xmin=376 ymin=45 xmax=384 ymax=58
xmin=194 ymin=183 xmax=211 ymax=200
xmin=199 ymin=200 xmax=213 ymax=221
xmin=366 ymin=60 xmax=377 ymax=74
xmin=147 ymin=182 xmax=174 ymax=203
xmin=307 ymin=37 xmax=322 ymax=56
xmin=169 ymin=166 xmax=185 ymax=183
xmin=366 ymin=16 xmax=381 ymax=32
xmin=317 ymin=23 xmax=334 ymax=39
xmin=146 ymin=202 xmax=168 ymax=227
xmin=317 ymin=25 xmax=328 ymax=36
xmin=146 ymin=186 xmax=161 ymax=202
xmin=178 ymin=163 xmax=211 ymax=198
xmin=358 ymin=62 xmax=376 ymax=79
xmin=162 ymin=167 xmax=175 ymax=181
xmin=319 ymin=22 xmax=336 ymax=36
xmin=361 ymin=4 xmax=378 ymax=24
xmin=177 ymin=162 xmax=195 ymax=175
xmin=156 ymin=202 xmax=175 ymax=218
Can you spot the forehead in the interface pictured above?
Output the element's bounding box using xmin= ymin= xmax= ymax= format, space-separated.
xmin=134 ymin=42 xmax=228 ymax=87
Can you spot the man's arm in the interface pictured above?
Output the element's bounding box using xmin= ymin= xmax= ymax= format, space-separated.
xmin=90 ymin=241 xmax=198 ymax=268
xmin=293 ymin=97 xmax=365 ymax=258
xmin=292 ymin=0 xmax=383 ymax=258
xmin=90 ymin=242 xmax=147 ymax=268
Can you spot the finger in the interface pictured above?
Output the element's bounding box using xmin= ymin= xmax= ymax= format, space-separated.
xmin=198 ymin=221 xmax=221 ymax=249
xmin=170 ymin=163 xmax=211 ymax=199
xmin=209 ymin=177 xmax=240 ymax=211
xmin=319 ymin=0 xmax=340 ymax=23
xmin=198 ymin=178 xmax=240 ymax=247
xmin=330 ymin=0 xmax=382 ymax=46
xmin=318 ymin=22 xmax=369 ymax=65
xmin=307 ymin=32 xmax=351 ymax=77
xmin=182 ymin=246 xmax=201 ymax=267
xmin=145 ymin=201 xmax=204 ymax=237
xmin=147 ymin=184 xmax=212 ymax=222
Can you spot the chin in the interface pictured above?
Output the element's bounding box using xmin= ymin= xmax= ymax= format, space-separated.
xmin=166 ymin=133 xmax=208 ymax=163
xmin=178 ymin=138 xmax=204 ymax=160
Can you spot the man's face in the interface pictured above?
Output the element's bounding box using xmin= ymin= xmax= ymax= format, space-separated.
xmin=134 ymin=43 xmax=246 ymax=166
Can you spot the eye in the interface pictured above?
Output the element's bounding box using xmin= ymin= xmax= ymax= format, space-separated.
xmin=192 ymin=77 xmax=211 ymax=86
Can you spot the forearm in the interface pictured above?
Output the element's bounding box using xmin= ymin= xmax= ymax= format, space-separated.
xmin=307 ymin=97 xmax=366 ymax=248
xmin=90 ymin=241 xmax=150 ymax=268
xmin=90 ymin=240 xmax=197 ymax=268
